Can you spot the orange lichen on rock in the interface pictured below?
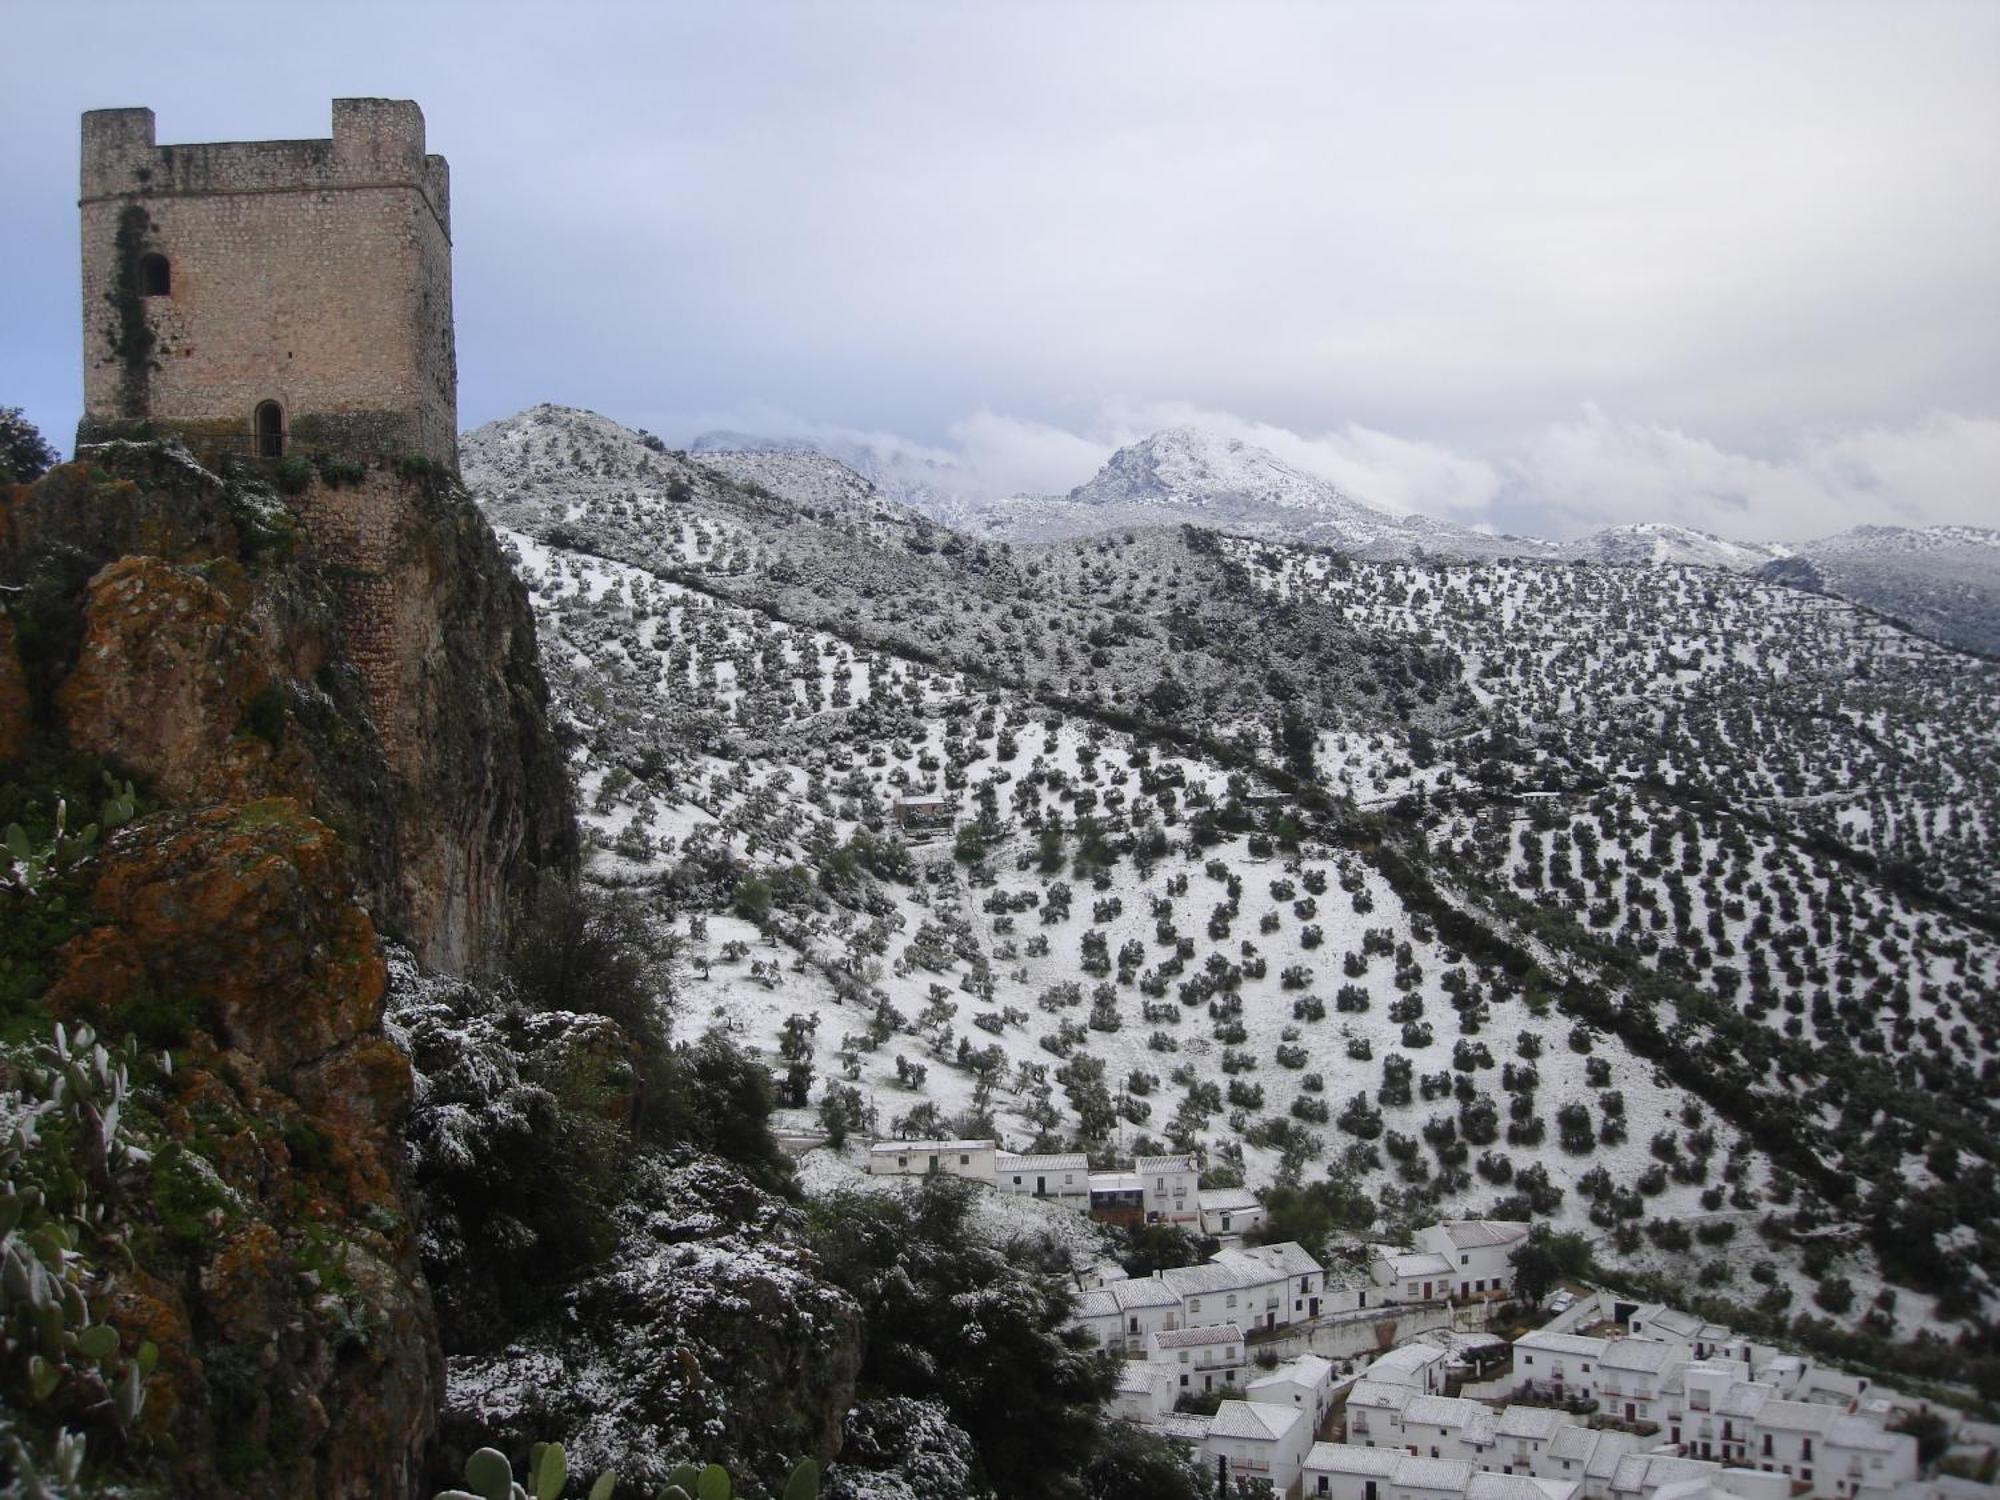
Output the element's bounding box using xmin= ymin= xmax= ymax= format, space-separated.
xmin=56 ymin=556 xmax=317 ymax=807
xmin=43 ymin=800 xmax=438 ymax=1498
xmin=200 ymin=1221 xmax=288 ymax=1345
xmin=51 ymin=801 xmax=385 ymax=1071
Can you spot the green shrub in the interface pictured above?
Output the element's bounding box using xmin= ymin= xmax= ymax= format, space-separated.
xmin=273 ymin=454 xmax=314 ymax=494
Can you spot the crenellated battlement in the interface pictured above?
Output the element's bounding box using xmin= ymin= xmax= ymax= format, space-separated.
xmin=80 ymin=101 xmax=451 ymax=235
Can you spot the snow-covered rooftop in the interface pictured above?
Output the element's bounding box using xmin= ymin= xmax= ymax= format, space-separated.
xmin=1305 ymin=1444 xmax=1403 ymax=1476
xmin=1436 ymin=1219 xmax=1532 ymax=1249
xmin=1468 ymin=1474 xmax=1575 ymax=1500
xmin=1151 ymin=1323 xmax=1244 ymax=1350
xmin=994 ymin=1150 xmax=1088 ymax=1172
xmin=1496 ymin=1404 xmax=1571 ymax=1441
xmin=1397 ymin=1456 xmax=1477 ymax=1491
xmin=1207 ymin=1398 xmax=1304 ymax=1442
xmin=1219 ymin=1241 xmax=1322 ymax=1278
xmin=868 ymin=1138 xmax=993 ymax=1155
xmin=1515 ymin=1331 xmax=1611 ymax=1359
xmin=1198 ymin=1186 xmax=1263 ymax=1213
xmin=1601 ymin=1338 xmax=1682 ymax=1374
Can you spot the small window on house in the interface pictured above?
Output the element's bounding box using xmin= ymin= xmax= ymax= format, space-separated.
xmin=255 ymin=400 xmax=285 ymax=458
xmin=959 ymin=1154 xmax=969 ymax=1165
xmin=139 ymin=253 xmax=170 ymax=297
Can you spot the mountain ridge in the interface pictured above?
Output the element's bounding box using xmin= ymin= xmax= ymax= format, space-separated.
xmin=683 ymin=418 xmax=1999 ymax=651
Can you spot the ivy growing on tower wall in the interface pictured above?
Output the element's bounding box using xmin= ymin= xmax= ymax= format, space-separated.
xmin=104 ymin=204 xmax=159 ymax=419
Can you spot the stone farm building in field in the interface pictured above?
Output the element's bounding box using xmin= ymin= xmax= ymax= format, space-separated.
xmin=78 ymin=98 xmax=457 ymax=466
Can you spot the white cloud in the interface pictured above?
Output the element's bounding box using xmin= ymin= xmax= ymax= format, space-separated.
xmin=1506 ymin=406 xmax=2000 ymax=541
xmin=945 ymin=412 xmax=1115 ymax=500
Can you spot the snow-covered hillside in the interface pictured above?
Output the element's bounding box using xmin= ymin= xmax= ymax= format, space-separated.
xmin=1566 ymin=523 xmax=1791 ymax=571
xmin=464 ymin=403 xmax=2000 ymax=1346
xmin=1764 ymin=525 xmax=2000 ymax=656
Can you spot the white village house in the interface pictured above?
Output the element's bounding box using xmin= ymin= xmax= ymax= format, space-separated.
xmin=1413 ymin=1221 xmax=1532 ymax=1301
xmin=1138 ymin=1152 xmax=1201 ymax=1225
xmin=1147 ymin=1323 xmax=1247 ymax=1396
xmin=1374 ymin=1248 xmax=1461 ymax=1303
xmin=1158 ymin=1241 xmax=1328 ymax=1335
xmin=1346 ymin=1344 xmax=1452 ymax=1447
xmin=1512 ymin=1331 xmax=1615 ymax=1407
xmin=1373 ymin=1221 xmax=1532 ymax=1303
xmin=865 ymin=1139 xmax=996 ymax=1181
xmin=1164 ymin=1257 xmax=1291 ymax=1335
xmin=1201 ymin=1185 xmax=1270 ymax=1240
xmin=993 ymin=1149 xmax=1092 ymax=1209
xmin=1110 ymin=1362 xmax=1177 ymax=1423
xmin=1304 ymin=1446 xmax=1585 ymax=1500
xmin=1206 ymin=1396 xmax=1315 ymax=1496
xmin=1073 ymin=1275 xmax=1185 ymax=1354
xmin=1671 ymin=1362 xmax=1920 ymax=1499
xmin=1228 ymin=1240 xmax=1336 ymax=1322
xmin=1249 ymin=1352 xmax=1340 ymax=1433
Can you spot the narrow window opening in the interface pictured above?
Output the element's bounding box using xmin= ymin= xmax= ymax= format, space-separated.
xmin=255 ymin=401 xmax=285 ymax=459
xmin=138 ymin=253 xmax=171 ymax=297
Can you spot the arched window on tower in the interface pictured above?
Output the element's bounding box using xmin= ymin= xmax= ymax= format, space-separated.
xmin=138 ymin=253 xmax=170 ymax=297
xmin=255 ymin=401 xmax=285 ymax=459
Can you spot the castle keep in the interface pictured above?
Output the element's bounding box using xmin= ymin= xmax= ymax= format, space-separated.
xmin=78 ymin=98 xmax=457 ymax=466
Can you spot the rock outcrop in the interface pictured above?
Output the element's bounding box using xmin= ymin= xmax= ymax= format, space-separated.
xmin=0 ymin=439 xmax=578 ymax=1496
xmin=0 ymin=441 xmax=575 ymax=970
xmin=389 ymin=956 xmax=865 ymax=1497
xmin=43 ymin=800 xmax=437 ymax=1498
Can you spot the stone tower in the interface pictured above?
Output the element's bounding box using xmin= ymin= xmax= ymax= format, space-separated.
xmin=78 ymin=98 xmax=457 ymax=467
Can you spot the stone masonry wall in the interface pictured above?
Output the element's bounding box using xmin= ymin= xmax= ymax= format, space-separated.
xmin=78 ymin=100 xmax=456 ymax=466
xmin=291 ymin=471 xmax=415 ymax=767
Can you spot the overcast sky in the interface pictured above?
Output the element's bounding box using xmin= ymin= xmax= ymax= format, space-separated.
xmin=6 ymin=0 xmax=1995 ymax=540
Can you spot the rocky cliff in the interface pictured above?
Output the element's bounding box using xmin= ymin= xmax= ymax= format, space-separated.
xmin=1 ymin=442 xmax=575 ymax=971
xmin=0 ymin=440 xmax=573 ymax=1496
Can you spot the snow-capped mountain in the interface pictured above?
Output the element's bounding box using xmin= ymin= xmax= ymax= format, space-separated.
xmin=954 ymin=428 xmax=1559 ymax=561
xmin=1067 ymin=425 xmax=1375 ymax=517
